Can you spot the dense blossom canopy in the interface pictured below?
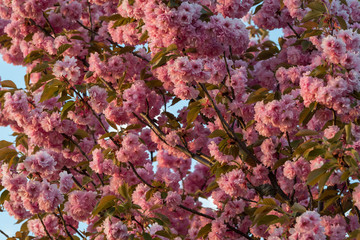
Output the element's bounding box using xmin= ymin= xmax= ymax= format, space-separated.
xmin=0 ymin=0 xmax=359 ymax=239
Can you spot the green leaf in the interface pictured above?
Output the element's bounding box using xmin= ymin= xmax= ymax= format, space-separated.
xmin=92 ymin=195 xmax=117 ymax=216
xmin=142 ymin=233 xmax=152 ymax=240
xmin=57 ymin=44 xmax=72 ymax=55
xmin=0 ymin=140 xmax=13 ymax=149
xmin=139 ymin=30 xmax=149 ymax=43
xmin=291 ymin=203 xmax=307 ymax=214
xmin=260 ymin=198 xmax=277 ymax=206
xmin=61 ymin=101 xmax=75 ymax=120
xmin=85 ymin=71 xmax=94 ymax=79
xmin=1 ymin=80 xmax=17 ymax=89
xmin=31 ymin=63 xmax=49 ymax=73
xmin=205 ymin=181 xmax=218 ymax=193
xmin=318 ymin=169 xmax=334 ymax=193
xmin=303 ymin=30 xmax=323 ymax=38
xmin=208 ymin=129 xmax=227 ymax=138
xmin=307 ymin=1 xmax=326 ymax=13
xmin=256 ymin=50 xmax=276 ymax=61
xmin=99 ymin=132 xmax=117 ymax=140
xmin=345 ymin=123 xmax=352 ymax=143
xmin=253 ymin=4 xmax=263 ymax=14
xmin=309 ymin=66 xmax=327 ymax=78
xmin=301 ymin=40 xmax=312 ymax=51
xmin=306 ymin=148 xmax=326 ymax=160
xmin=294 ymin=141 xmax=318 ymax=156
xmin=111 ymin=17 xmax=136 ymax=28
xmin=336 ymin=16 xmax=347 ymax=29
xmin=196 ymin=223 xmax=211 ymax=239
xmin=302 ymin=10 xmax=323 ymax=22
xmin=119 ymin=183 xmax=130 ymax=200
xmin=256 ymin=215 xmax=279 ymax=226
xmin=74 ymin=129 xmax=89 ymax=139
xmin=154 ymin=213 xmax=170 ymax=225
xmin=31 ymin=74 xmax=56 ymax=91
xmin=0 ymin=190 xmax=9 ymax=204
xmin=0 ymin=148 xmax=17 ymax=161
xmin=99 ymin=14 xmax=124 ymax=22
xmin=295 ymin=129 xmax=318 ymax=137
xmin=307 ymin=167 xmax=327 ymax=186
xmin=246 ymin=87 xmax=268 ymax=104
xmin=187 ymin=106 xmax=201 ymax=125
xmin=24 ymin=50 xmax=44 ymax=64
xmin=299 ymin=107 xmax=316 ymax=125
xmin=40 ymin=80 xmax=63 ymax=102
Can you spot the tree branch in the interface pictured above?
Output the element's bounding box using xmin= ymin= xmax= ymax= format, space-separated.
xmin=136 ymin=112 xmax=214 ymax=167
xmin=57 ymin=207 xmax=74 ymax=240
xmin=38 ymin=214 xmax=53 ymax=240
xmin=179 ymin=205 xmax=254 ymax=240
xmin=0 ymin=230 xmax=9 ymax=238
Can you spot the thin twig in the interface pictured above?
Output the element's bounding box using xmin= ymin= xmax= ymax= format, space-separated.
xmin=307 ymin=185 xmax=314 ymax=211
xmin=0 ymin=230 xmax=9 ymax=238
xmin=42 ymin=12 xmax=56 ymax=38
xmin=287 ymin=23 xmax=301 ymax=38
xmin=136 ymin=112 xmax=214 ymax=167
xmin=286 ymin=132 xmax=293 ymax=155
xmin=63 ymin=166 xmax=86 ymax=190
xmin=199 ymin=83 xmax=289 ymax=201
xmin=179 ymin=205 xmax=253 ymax=240
xmin=62 ymin=134 xmax=104 ymax=186
xmin=28 ymin=19 xmax=55 ymax=39
xmin=38 ymin=214 xmax=54 ymax=240
xmin=68 ymin=224 xmax=86 ymax=239
xmin=129 ymin=161 xmax=154 ymax=188
xmin=76 ymin=20 xmax=149 ymax=62
xmin=57 ymin=207 xmax=74 ymax=240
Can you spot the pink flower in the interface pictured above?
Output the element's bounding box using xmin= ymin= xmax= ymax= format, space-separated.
xmin=24 ymin=150 xmax=56 ymax=174
xmin=103 ymin=218 xmax=129 ymax=240
xmin=324 ymin=125 xmax=340 ymax=139
xmin=64 ymin=190 xmax=97 ymax=221
xmin=53 ymin=56 xmax=81 ymax=83
xmin=218 ymin=169 xmax=246 ymax=197
xmin=59 ymin=171 xmax=73 ymax=193
xmin=88 ymin=86 xmax=109 ymax=114
xmin=165 ymin=191 xmax=181 ymax=209
xmin=38 ymin=180 xmax=64 ymax=212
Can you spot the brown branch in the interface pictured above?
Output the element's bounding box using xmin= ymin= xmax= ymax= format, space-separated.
xmin=199 ymin=83 xmax=289 ymax=201
xmin=62 ymin=133 xmax=104 ymax=186
xmin=198 ymin=83 xmax=257 ymax=167
xmin=68 ymin=224 xmax=86 ymax=239
xmin=57 ymin=207 xmax=74 ymax=240
xmin=179 ymin=205 xmax=253 ymax=240
xmin=28 ymin=19 xmax=55 ymax=39
xmin=287 ymin=23 xmax=300 ymax=39
xmin=75 ymin=20 xmax=149 ymax=62
xmin=42 ymin=12 xmax=56 ymax=38
xmin=128 ymin=161 xmax=154 ymax=188
xmin=137 ymin=112 xmax=214 ymax=167
xmin=63 ymin=166 xmax=86 ymax=191
xmin=38 ymin=214 xmax=54 ymax=240
xmin=0 ymin=230 xmax=9 ymax=238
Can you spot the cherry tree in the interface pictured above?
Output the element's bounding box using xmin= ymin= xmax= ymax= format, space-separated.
xmin=0 ymin=0 xmax=359 ymax=239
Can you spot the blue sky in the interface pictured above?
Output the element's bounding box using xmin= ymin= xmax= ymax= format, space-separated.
xmin=0 ymin=60 xmax=25 ymax=239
